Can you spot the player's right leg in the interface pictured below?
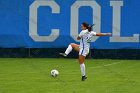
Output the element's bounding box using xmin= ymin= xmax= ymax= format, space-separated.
xmin=59 ymin=43 xmax=79 ymax=57
xmin=78 ymin=48 xmax=89 ymax=81
xmin=79 ymin=55 xmax=87 ymax=81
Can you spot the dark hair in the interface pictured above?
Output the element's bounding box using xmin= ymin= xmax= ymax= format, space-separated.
xmin=82 ymin=22 xmax=89 ymax=29
xmin=82 ymin=22 xmax=95 ymax=32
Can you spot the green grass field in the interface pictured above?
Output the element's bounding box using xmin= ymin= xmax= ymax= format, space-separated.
xmin=0 ymin=58 xmax=139 ymax=93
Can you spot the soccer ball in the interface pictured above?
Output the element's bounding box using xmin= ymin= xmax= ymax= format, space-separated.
xmin=51 ymin=69 xmax=59 ymax=77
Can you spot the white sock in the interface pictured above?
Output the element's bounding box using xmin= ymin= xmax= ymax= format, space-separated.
xmin=80 ymin=63 xmax=86 ymax=76
xmin=65 ymin=44 xmax=72 ymax=55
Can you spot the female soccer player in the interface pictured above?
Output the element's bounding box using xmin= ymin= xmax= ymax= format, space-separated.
xmin=60 ymin=22 xmax=111 ymax=81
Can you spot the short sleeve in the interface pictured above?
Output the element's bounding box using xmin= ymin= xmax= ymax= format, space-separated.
xmin=91 ymin=31 xmax=96 ymax=36
xmin=78 ymin=31 xmax=84 ymax=37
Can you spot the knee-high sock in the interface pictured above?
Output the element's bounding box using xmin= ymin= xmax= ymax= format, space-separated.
xmin=65 ymin=44 xmax=72 ymax=55
xmin=80 ymin=63 xmax=86 ymax=76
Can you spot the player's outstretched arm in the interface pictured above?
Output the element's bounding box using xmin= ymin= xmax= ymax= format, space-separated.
xmin=96 ymin=33 xmax=112 ymax=36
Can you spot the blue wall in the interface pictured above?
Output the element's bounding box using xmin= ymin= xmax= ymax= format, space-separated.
xmin=0 ymin=0 xmax=140 ymax=49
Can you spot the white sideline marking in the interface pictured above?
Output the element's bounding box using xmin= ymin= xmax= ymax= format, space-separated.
xmin=65 ymin=62 xmax=123 ymax=75
xmin=89 ymin=62 xmax=122 ymax=69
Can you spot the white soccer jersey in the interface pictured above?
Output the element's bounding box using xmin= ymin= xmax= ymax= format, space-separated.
xmin=78 ymin=29 xmax=96 ymax=56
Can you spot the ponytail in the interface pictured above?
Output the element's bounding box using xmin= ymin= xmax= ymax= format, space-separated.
xmin=88 ymin=24 xmax=95 ymax=32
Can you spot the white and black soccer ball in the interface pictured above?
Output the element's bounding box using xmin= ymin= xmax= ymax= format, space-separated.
xmin=51 ymin=69 xmax=59 ymax=77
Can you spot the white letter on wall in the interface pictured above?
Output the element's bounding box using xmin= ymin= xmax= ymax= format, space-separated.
xmin=110 ymin=0 xmax=139 ymax=42
xmin=29 ymin=1 xmax=60 ymax=42
xmin=71 ymin=1 xmax=101 ymax=42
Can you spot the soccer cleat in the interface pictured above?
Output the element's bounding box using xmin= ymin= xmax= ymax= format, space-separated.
xmin=59 ymin=53 xmax=67 ymax=57
xmin=82 ymin=76 xmax=87 ymax=81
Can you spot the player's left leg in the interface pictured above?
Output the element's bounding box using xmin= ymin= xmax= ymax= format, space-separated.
xmin=79 ymin=55 xmax=87 ymax=81
xmin=59 ymin=43 xmax=79 ymax=57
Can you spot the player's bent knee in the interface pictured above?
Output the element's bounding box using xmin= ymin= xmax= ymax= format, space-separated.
xmin=70 ymin=43 xmax=75 ymax=47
